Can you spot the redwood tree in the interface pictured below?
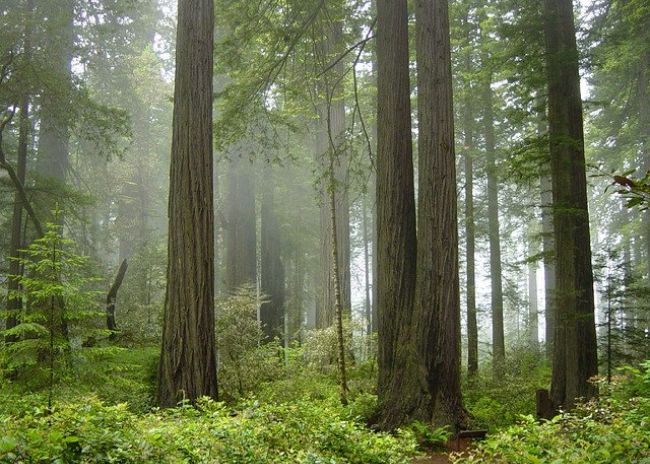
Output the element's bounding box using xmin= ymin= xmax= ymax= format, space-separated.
xmin=415 ymin=0 xmax=466 ymax=427
xmin=544 ymin=0 xmax=598 ymax=408
xmin=157 ymin=0 xmax=217 ymax=407
xmin=375 ymin=0 xmax=420 ymax=430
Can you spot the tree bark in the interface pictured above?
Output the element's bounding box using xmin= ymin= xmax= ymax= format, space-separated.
xmin=544 ymin=0 xmax=598 ymax=409
xmin=415 ymin=0 xmax=466 ymax=428
xmin=375 ymin=0 xmax=421 ymax=430
xmin=157 ymin=0 xmax=217 ymax=407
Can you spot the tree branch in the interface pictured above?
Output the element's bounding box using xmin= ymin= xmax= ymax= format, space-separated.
xmin=0 ymin=106 xmax=44 ymax=237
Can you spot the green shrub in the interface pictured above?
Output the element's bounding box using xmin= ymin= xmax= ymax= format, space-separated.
xmin=216 ymin=286 xmax=286 ymax=401
xmin=454 ymin=363 xmax=650 ymax=464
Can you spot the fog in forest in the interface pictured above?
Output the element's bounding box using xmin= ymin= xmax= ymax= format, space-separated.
xmin=1 ymin=0 xmax=649 ymax=462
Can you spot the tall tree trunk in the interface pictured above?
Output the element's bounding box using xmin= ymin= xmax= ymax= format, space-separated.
xmin=414 ymin=0 xmax=466 ymax=428
xmin=157 ymin=0 xmax=217 ymax=407
xmin=328 ymin=159 xmax=349 ymax=404
xmin=544 ymin=0 xmax=598 ymax=409
xmin=462 ymin=12 xmax=478 ymax=378
xmin=483 ymin=73 xmax=505 ymax=376
xmin=375 ymin=0 xmax=420 ymax=431
xmin=539 ymin=105 xmax=556 ymax=360
xmin=225 ymin=154 xmax=257 ymax=291
xmin=37 ymin=0 xmax=73 ymax=220
xmin=316 ymin=18 xmax=351 ymax=329
xmin=260 ymin=167 xmax=285 ymax=341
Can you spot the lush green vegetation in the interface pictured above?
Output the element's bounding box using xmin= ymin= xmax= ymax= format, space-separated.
xmin=455 ymin=363 xmax=650 ymax=463
xmin=1 ymin=337 xmax=649 ymax=463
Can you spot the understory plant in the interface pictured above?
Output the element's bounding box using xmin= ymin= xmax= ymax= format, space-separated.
xmin=0 ymin=217 xmax=105 ymax=405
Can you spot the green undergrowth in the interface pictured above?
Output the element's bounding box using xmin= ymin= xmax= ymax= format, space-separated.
xmin=463 ymin=350 xmax=551 ymax=431
xmin=0 ymin=347 xmax=418 ymax=463
xmin=454 ymin=361 xmax=650 ymax=464
xmin=0 ymin=395 xmax=418 ymax=463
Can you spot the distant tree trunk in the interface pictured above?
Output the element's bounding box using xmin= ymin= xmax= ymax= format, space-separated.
xmin=225 ymin=155 xmax=257 ymax=291
xmin=260 ymin=167 xmax=285 ymax=341
xmin=371 ymin=183 xmax=378 ymax=335
xmin=316 ymin=18 xmax=350 ymax=329
xmin=414 ymin=0 xmax=466 ymax=428
xmin=157 ymin=0 xmax=217 ymax=407
xmin=35 ymin=0 xmax=73 ymax=342
xmin=6 ymin=94 xmax=30 ymax=342
xmin=539 ymin=104 xmax=556 ymax=360
xmin=544 ymin=0 xmax=598 ymax=409
xmin=289 ymin=249 xmax=305 ymax=341
xmin=106 ymin=259 xmax=128 ymax=333
xmin=328 ymin=158 xmax=349 ymax=405
xmin=375 ymin=0 xmax=421 ymax=431
xmin=37 ymin=0 xmax=73 ymax=220
xmin=362 ymin=194 xmax=372 ymax=337
xmin=482 ymin=73 xmax=505 ymax=376
xmin=639 ymin=52 xmax=650 ymax=279
xmin=528 ymin=224 xmax=539 ymax=350
xmin=462 ymin=13 xmax=478 ymax=378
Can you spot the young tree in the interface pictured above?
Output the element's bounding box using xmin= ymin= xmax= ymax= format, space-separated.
xmin=157 ymin=0 xmax=218 ymax=407
xmin=544 ymin=0 xmax=598 ymax=408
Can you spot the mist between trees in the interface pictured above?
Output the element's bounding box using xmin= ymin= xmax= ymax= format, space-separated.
xmin=0 ymin=0 xmax=649 ymax=462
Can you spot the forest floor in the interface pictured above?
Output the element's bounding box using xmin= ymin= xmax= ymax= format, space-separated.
xmin=413 ymin=438 xmax=476 ymax=464
xmin=413 ymin=453 xmax=451 ymax=464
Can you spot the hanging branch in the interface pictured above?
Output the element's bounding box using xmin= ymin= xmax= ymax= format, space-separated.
xmin=0 ymin=106 xmax=44 ymax=237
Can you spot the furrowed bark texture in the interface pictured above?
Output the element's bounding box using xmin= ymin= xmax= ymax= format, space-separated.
xmin=375 ymin=0 xmax=421 ymax=431
xmin=157 ymin=0 xmax=217 ymax=407
xmin=544 ymin=0 xmax=598 ymax=408
xmin=415 ymin=0 xmax=466 ymax=428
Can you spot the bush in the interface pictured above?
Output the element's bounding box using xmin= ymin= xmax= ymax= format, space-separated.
xmin=463 ymin=357 xmax=549 ymax=431
xmin=454 ymin=363 xmax=650 ymax=464
xmin=216 ymin=286 xmax=286 ymax=401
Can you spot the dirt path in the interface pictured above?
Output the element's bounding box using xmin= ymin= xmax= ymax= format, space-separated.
xmin=413 ymin=453 xmax=452 ymax=464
